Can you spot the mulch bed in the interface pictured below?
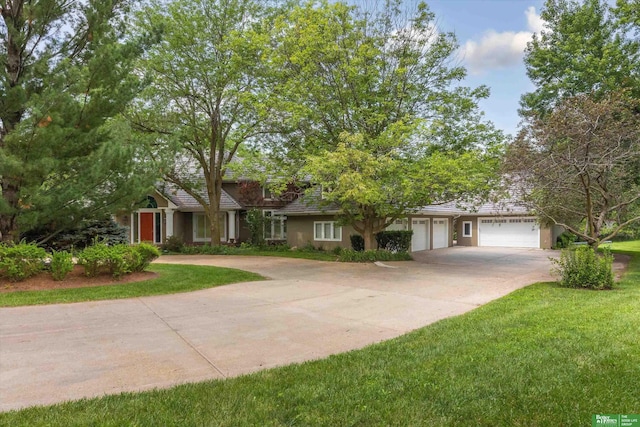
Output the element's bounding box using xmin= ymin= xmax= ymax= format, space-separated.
xmin=0 ymin=265 xmax=158 ymax=293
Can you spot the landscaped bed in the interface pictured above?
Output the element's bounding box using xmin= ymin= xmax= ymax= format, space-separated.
xmin=1 ymin=241 xmax=638 ymax=425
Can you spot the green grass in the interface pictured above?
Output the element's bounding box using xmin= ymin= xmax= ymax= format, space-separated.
xmin=0 ymin=264 xmax=264 ymax=307
xmin=3 ymin=245 xmax=640 ymax=426
xmin=603 ymin=239 xmax=640 ymax=255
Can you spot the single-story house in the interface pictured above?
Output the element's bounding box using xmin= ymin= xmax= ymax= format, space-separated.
xmin=119 ymin=182 xmax=561 ymax=251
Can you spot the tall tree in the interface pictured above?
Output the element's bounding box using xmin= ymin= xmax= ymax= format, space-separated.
xmin=132 ymin=0 xmax=279 ymax=244
xmin=521 ymin=0 xmax=640 ymax=117
xmin=271 ymin=0 xmax=504 ymax=249
xmin=0 ymin=0 xmax=154 ymax=243
xmin=508 ymin=92 xmax=640 ymax=247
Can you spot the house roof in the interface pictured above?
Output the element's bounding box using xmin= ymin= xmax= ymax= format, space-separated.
xmin=275 ymin=187 xmax=341 ymax=215
xmin=159 ymin=184 xmax=242 ymax=211
xmin=416 ymin=200 xmax=531 ymax=216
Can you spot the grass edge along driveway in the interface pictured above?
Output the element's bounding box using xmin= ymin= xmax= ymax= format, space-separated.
xmin=0 ymin=264 xmax=264 ymax=307
xmin=2 ymin=241 xmax=639 ymax=426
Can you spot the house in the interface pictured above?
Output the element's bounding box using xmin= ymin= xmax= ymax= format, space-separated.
xmin=120 ymin=182 xmax=559 ymax=251
xmin=117 ymin=181 xmax=292 ymax=246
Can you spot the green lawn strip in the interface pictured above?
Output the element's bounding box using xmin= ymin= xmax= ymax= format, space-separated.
xmin=0 ymin=264 xmax=264 ymax=307
xmin=3 ymin=248 xmax=639 ymax=426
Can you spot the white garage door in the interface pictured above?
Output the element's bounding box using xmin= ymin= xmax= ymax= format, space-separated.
xmin=478 ymin=217 xmax=540 ymax=248
xmin=411 ymin=219 xmax=430 ymax=252
xmin=432 ymin=219 xmax=449 ymax=249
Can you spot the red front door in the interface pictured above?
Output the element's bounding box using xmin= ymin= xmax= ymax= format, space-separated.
xmin=140 ymin=212 xmax=154 ymax=242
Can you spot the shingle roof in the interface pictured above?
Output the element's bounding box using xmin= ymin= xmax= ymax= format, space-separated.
xmin=159 ymin=184 xmax=242 ymax=211
xmin=275 ymin=187 xmax=341 ymax=215
xmin=416 ymin=200 xmax=531 ymax=216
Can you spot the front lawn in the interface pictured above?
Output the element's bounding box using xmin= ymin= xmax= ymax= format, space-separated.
xmin=2 ymin=245 xmax=639 ymax=425
xmin=0 ymin=264 xmax=264 ymax=307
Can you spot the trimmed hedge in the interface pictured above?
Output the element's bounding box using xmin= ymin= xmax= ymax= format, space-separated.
xmin=350 ymin=235 xmax=365 ymax=251
xmin=375 ymin=230 xmax=413 ymax=253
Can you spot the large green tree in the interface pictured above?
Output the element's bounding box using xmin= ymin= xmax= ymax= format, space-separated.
xmin=132 ymin=0 xmax=279 ymax=244
xmin=271 ymin=1 xmax=504 ymax=249
xmin=0 ymin=0 xmax=154 ymax=243
xmin=508 ymin=92 xmax=640 ymax=247
xmin=521 ymin=0 xmax=640 ymax=117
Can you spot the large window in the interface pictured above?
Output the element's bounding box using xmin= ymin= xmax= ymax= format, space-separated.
xmin=193 ymin=213 xmax=226 ymax=242
xmin=314 ymin=221 xmax=342 ymax=241
xmin=264 ymin=211 xmax=286 ymax=240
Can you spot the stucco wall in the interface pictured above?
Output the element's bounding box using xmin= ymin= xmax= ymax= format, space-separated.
xmin=286 ymin=215 xmax=356 ymax=250
xmin=456 ymin=217 xmax=478 ymax=246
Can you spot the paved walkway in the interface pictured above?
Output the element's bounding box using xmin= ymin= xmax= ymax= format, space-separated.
xmin=0 ymin=247 xmax=554 ymax=411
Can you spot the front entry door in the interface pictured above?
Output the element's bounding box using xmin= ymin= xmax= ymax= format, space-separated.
xmin=139 ymin=212 xmax=154 ymax=242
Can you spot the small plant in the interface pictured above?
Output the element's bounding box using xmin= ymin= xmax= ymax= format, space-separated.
xmin=50 ymin=250 xmax=74 ymax=281
xmin=161 ymin=235 xmax=184 ymax=253
xmin=550 ymin=245 xmax=614 ymax=290
xmin=350 ymin=235 xmax=364 ymax=252
xmin=0 ymin=241 xmax=47 ymax=282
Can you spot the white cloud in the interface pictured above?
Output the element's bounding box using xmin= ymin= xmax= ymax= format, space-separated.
xmin=460 ymin=6 xmax=544 ymax=75
xmin=525 ymin=6 xmax=545 ymax=33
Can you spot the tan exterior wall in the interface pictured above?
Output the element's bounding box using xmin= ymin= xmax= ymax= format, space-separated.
xmin=455 ymin=215 xmax=553 ymax=249
xmin=456 ymin=216 xmax=478 ymax=246
xmin=539 ymin=226 xmax=552 ymax=249
xmin=286 ymin=215 xmax=356 ymax=250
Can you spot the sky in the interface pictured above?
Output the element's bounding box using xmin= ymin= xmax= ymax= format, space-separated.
xmin=425 ymin=0 xmax=547 ymax=137
xmin=351 ymin=0 xmax=544 ymax=138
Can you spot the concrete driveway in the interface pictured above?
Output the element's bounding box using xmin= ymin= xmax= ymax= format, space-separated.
xmin=0 ymin=247 xmax=554 ymax=411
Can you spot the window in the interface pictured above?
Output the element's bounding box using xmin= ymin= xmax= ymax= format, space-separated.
xmin=462 ymin=221 xmax=472 ymax=238
xmin=262 ymin=187 xmax=277 ymax=200
xmin=264 ymin=211 xmax=287 ymax=240
xmin=314 ymin=221 xmax=342 ymax=241
xmin=193 ymin=213 xmax=226 ymax=242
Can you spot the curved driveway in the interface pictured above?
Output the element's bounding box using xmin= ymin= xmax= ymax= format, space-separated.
xmin=0 ymin=247 xmax=553 ymax=411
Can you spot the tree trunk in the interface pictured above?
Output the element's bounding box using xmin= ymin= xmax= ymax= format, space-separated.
xmin=0 ymin=181 xmax=20 ymax=243
xmin=206 ymin=175 xmax=223 ymax=245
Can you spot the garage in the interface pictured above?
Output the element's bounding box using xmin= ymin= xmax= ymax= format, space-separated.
xmin=411 ymin=218 xmax=430 ymax=252
xmin=478 ymin=217 xmax=540 ymax=248
xmin=432 ymin=219 xmax=449 ymax=249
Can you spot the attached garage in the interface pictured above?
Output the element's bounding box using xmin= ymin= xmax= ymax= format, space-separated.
xmin=411 ymin=218 xmax=430 ymax=252
xmin=432 ymin=219 xmax=449 ymax=249
xmin=478 ymin=217 xmax=540 ymax=248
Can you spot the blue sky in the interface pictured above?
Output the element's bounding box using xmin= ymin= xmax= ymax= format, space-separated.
xmin=426 ymin=0 xmax=547 ymax=136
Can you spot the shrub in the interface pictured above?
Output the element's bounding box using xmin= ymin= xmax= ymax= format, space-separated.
xmin=350 ymin=235 xmax=364 ymax=251
xmin=161 ymin=235 xmax=184 ymax=253
xmin=50 ymin=250 xmax=74 ymax=281
xmin=245 ymin=209 xmax=267 ymax=247
xmin=131 ymin=243 xmax=161 ymax=272
xmin=375 ymin=230 xmax=413 ymax=253
xmin=550 ymin=245 xmax=614 ymax=290
xmin=0 ymin=242 xmax=47 ymax=282
xmin=554 ymin=231 xmax=577 ymax=249
xmin=338 ymin=249 xmax=412 ymax=262
xmin=78 ymin=242 xmax=158 ymax=278
xmin=77 ymin=242 xmax=113 ymax=277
